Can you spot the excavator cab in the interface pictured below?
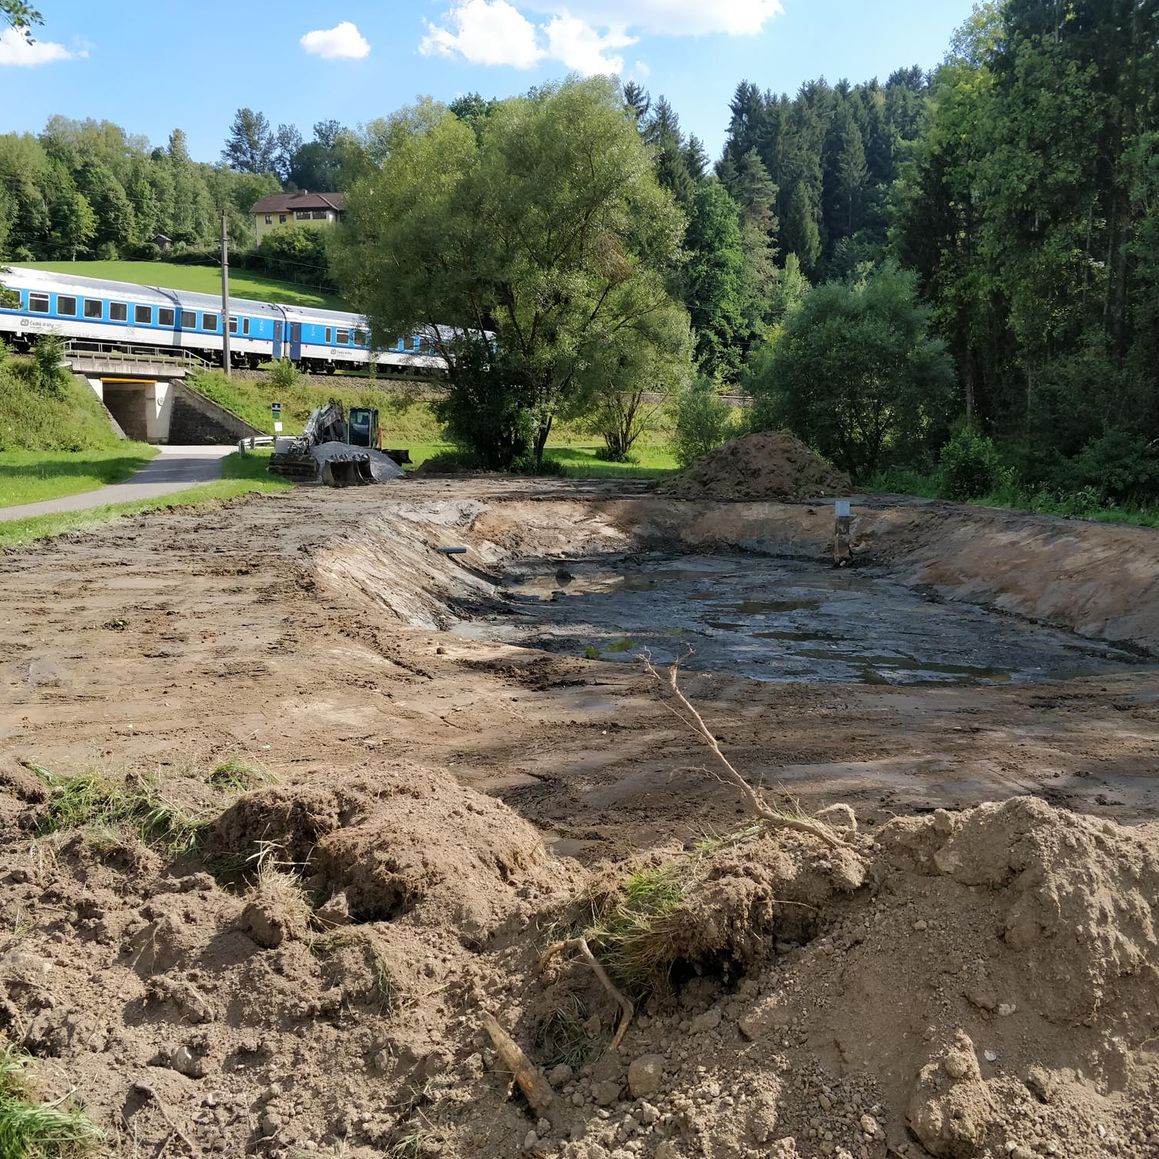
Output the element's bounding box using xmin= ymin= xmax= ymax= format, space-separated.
xmin=347 ymin=407 xmax=379 ymax=448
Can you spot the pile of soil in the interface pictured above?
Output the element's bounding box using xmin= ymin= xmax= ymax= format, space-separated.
xmin=661 ymin=432 xmax=850 ymax=501
xmin=3 ymin=765 xmax=1156 ymax=1157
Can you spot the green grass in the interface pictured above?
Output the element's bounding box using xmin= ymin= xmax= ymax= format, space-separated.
xmin=0 ymin=444 xmax=157 ymax=508
xmin=208 ymin=757 xmax=275 ymax=792
xmin=544 ymin=445 xmax=678 ymax=478
xmin=33 ymin=766 xmax=208 ymax=857
xmin=866 ymin=468 xmax=1159 ymax=528
xmin=0 ymin=450 xmax=291 ymax=550
xmin=0 ymin=1041 xmax=102 ymax=1158
xmin=11 ymin=260 xmax=346 ymax=311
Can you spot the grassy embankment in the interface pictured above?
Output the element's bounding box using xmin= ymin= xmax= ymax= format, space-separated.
xmin=866 ymin=467 xmax=1159 ymax=529
xmin=191 ymin=371 xmax=681 ymax=477
xmin=10 ymin=260 xmax=345 ymax=311
xmin=0 ymin=356 xmax=157 ymax=507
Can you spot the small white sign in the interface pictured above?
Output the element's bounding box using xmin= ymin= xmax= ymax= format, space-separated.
xmin=836 ymin=500 xmax=852 ymax=518
xmin=273 ymin=421 xmax=283 ymax=433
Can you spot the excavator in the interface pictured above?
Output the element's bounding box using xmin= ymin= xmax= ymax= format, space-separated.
xmin=267 ymin=402 xmax=410 ymax=486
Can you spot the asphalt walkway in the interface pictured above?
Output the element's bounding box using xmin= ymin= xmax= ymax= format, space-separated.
xmin=0 ymin=445 xmax=235 ymax=522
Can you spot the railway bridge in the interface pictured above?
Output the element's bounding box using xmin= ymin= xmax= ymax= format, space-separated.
xmin=65 ymin=342 xmax=261 ymax=445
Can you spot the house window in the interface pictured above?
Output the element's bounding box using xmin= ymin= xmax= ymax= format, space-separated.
xmin=110 ymin=302 xmax=127 ymax=321
xmin=180 ymin=310 xmax=196 ymax=328
xmin=279 ymin=214 xmax=287 ymax=223
xmin=202 ymin=313 xmax=218 ymax=331
xmin=84 ymin=299 xmax=102 ymax=319
xmin=355 ymin=329 xmax=368 ymax=346
xmin=28 ymin=293 xmax=50 ymax=313
xmin=312 ymin=210 xmax=328 ymax=219
xmin=295 ymin=211 xmax=311 ymax=220
xmin=159 ymin=308 xmax=175 ymax=327
xmin=265 ymin=215 xmax=273 ymax=224
xmin=336 ymin=329 xmax=349 ymax=344
xmin=57 ymin=295 xmax=77 ymax=316
xmin=135 ymin=304 xmax=153 ymax=325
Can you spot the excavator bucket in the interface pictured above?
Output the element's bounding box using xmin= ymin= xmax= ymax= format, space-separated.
xmin=318 ymin=454 xmax=374 ymax=487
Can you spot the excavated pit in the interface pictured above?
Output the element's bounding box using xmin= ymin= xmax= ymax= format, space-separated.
xmin=453 ymin=551 xmax=1148 ymax=686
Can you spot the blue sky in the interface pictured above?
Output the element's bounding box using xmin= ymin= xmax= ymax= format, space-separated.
xmin=3 ymin=1 xmax=974 ymax=164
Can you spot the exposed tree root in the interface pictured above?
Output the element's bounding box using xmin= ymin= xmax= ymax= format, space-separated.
xmin=543 ymin=935 xmax=635 ymax=1053
xmin=642 ymin=654 xmax=848 ymax=850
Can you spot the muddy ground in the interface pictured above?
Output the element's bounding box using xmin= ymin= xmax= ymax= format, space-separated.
xmin=1 ymin=479 xmax=1157 ymax=1158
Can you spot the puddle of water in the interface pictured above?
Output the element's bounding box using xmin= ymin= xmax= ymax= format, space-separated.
xmin=455 ymin=553 xmax=1149 ymax=686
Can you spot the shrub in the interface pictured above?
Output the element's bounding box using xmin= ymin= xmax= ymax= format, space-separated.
xmin=1072 ymin=429 xmax=1159 ymax=504
xmin=32 ymin=336 xmax=67 ymax=396
xmin=268 ymin=358 xmax=300 ymax=391
xmin=938 ymin=428 xmax=1003 ymax=501
xmin=672 ymin=378 xmax=733 ymax=468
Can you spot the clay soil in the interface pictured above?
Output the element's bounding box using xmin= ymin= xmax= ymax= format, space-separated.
xmin=1 ymin=478 xmax=1157 ymax=1159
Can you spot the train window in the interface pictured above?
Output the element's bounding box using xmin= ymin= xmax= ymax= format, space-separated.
xmin=355 ymin=329 xmax=368 ymax=346
xmin=229 ymin=317 xmax=238 ymax=334
xmin=180 ymin=310 xmax=195 ymax=329
xmin=110 ymin=302 xmax=127 ymax=321
xmin=202 ymin=313 xmax=218 ymax=331
xmin=84 ymin=299 xmax=102 ymax=319
xmin=57 ymin=295 xmax=77 ymax=316
xmin=242 ymin=318 xmax=251 ymax=336
xmin=135 ymin=305 xmax=153 ymax=325
xmin=28 ymin=293 xmax=50 ymax=313
xmin=336 ymin=329 xmax=349 ymax=344
xmin=158 ymin=308 xmax=175 ymax=327
xmin=325 ymin=328 xmax=333 ymax=343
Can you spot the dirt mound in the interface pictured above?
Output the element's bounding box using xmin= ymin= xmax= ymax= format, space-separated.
xmin=660 ymin=431 xmax=851 ymax=501
xmin=208 ymin=765 xmax=575 ymax=942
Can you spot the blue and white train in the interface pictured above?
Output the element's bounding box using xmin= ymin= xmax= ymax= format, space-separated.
xmin=0 ymin=267 xmax=447 ymax=376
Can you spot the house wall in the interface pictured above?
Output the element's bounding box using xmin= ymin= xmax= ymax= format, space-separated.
xmin=254 ymin=210 xmax=340 ymax=241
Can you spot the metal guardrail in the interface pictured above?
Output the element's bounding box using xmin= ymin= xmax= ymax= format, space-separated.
xmin=63 ymin=340 xmax=212 ymax=371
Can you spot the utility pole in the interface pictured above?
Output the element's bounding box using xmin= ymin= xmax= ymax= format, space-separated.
xmin=220 ymin=210 xmax=232 ymax=377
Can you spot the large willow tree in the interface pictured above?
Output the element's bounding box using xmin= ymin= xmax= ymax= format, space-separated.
xmin=332 ymin=77 xmax=691 ymax=467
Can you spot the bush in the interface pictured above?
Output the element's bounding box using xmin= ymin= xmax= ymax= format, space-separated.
xmin=32 ymin=336 xmax=67 ymax=396
xmin=268 ymin=358 xmax=300 ymax=391
xmin=1072 ymin=430 xmax=1159 ymax=504
xmin=937 ymin=429 xmax=1003 ymax=500
xmin=673 ymin=378 xmax=733 ymax=468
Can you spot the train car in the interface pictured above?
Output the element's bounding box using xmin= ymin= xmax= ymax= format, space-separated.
xmin=0 ymin=268 xmax=448 ymax=377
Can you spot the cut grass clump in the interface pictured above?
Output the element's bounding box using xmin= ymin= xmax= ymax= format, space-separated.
xmin=311 ymin=930 xmax=402 ymax=1016
xmin=582 ymin=865 xmax=688 ymax=998
xmin=0 ymin=1039 xmax=103 ymax=1157
xmin=208 ymin=757 xmax=275 ymax=792
xmin=33 ymin=768 xmax=207 ymax=858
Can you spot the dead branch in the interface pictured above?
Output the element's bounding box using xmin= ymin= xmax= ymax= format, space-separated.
xmin=642 ymin=654 xmax=846 ymax=850
xmin=480 ymin=1011 xmax=555 ymax=1117
xmin=540 ymin=936 xmax=635 ymax=1053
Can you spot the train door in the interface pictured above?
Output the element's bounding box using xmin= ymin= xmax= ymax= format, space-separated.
xmin=288 ymin=322 xmax=302 ymax=361
xmin=272 ymin=320 xmax=284 ymax=360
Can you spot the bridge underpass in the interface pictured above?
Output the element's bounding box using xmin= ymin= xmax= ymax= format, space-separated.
xmin=65 ymin=344 xmax=261 ymax=445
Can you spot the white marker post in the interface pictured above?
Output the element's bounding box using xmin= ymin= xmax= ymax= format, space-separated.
xmin=834 ymin=499 xmax=853 ymax=567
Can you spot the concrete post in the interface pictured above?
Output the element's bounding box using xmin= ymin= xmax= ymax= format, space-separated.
xmin=834 ymin=499 xmax=853 ymax=567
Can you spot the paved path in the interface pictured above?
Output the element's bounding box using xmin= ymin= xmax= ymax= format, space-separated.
xmin=0 ymin=446 xmax=235 ymax=522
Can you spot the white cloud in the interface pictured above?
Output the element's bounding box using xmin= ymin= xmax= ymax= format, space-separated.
xmin=0 ymin=27 xmax=85 ymax=67
xmin=421 ymin=0 xmax=781 ymax=75
xmin=420 ymin=0 xmax=544 ymax=69
xmin=525 ymin=0 xmax=784 ymax=36
xmin=300 ymin=21 xmax=371 ymax=60
xmin=544 ymin=14 xmax=635 ymax=74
